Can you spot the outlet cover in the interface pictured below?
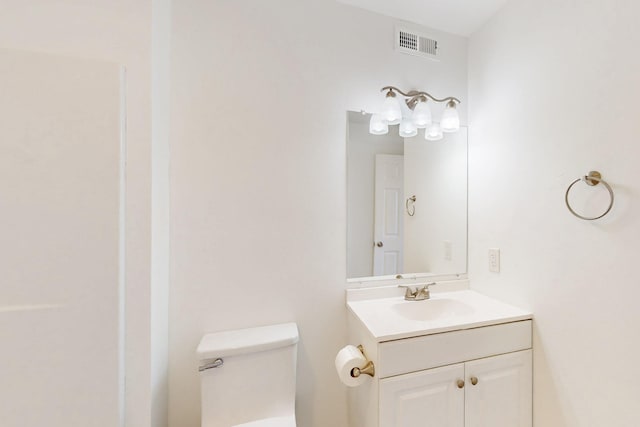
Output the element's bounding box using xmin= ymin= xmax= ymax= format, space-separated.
xmin=489 ymin=248 xmax=500 ymax=273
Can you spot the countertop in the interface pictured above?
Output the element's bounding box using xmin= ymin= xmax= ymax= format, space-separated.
xmin=347 ymin=290 xmax=533 ymax=342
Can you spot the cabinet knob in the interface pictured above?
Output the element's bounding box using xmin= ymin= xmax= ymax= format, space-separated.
xmin=457 ymin=379 xmax=465 ymax=389
xmin=470 ymin=376 xmax=478 ymax=386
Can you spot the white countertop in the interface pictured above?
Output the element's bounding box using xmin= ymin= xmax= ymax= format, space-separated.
xmin=347 ymin=290 xmax=533 ymax=342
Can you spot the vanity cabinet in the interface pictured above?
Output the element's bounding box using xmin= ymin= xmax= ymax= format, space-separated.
xmin=345 ymin=290 xmax=533 ymax=427
xmin=379 ymin=350 xmax=532 ymax=427
xmin=347 ymin=313 xmax=532 ymax=427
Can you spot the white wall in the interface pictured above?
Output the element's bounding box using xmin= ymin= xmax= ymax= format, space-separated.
xmin=0 ymin=2 xmax=153 ymax=426
xmin=152 ymin=0 xmax=172 ymax=425
xmin=468 ymin=1 xmax=640 ymax=426
xmin=169 ymin=1 xmax=468 ymax=425
xmin=0 ymin=50 xmax=123 ymax=427
xmin=347 ymin=114 xmax=404 ymax=278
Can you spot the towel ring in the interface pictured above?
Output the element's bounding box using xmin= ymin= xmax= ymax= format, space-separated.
xmin=406 ymin=195 xmax=416 ymax=217
xmin=565 ymin=171 xmax=614 ymax=221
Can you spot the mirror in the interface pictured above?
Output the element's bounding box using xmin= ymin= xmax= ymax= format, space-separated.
xmin=346 ymin=111 xmax=467 ymax=281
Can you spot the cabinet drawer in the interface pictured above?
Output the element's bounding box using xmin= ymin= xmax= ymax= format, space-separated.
xmin=378 ymin=320 xmax=531 ymax=378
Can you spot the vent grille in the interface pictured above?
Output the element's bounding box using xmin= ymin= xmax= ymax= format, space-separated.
xmin=399 ymin=31 xmax=418 ymax=51
xmin=396 ymin=27 xmax=439 ymax=60
xmin=419 ymin=37 xmax=438 ymax=56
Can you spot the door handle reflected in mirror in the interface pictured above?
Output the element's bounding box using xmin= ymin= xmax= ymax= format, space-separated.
xmin=376 ymin=242 xmax=384 ymax=248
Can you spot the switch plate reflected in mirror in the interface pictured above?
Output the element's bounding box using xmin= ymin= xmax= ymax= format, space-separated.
xmin=346 ymin=111 xmax=468 ymax=283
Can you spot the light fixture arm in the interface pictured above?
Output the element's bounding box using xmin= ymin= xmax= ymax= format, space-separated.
xmin=371 ymin=85 xmax=461 ymax=139
xmin=380 ymin=86 xmax=461 ymax=109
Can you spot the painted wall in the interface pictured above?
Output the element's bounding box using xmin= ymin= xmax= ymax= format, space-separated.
xmin=169 ymin=1 xmax=468 ymax=425
xmin=0 ymin=50 xmax=123 ymax=427
xmin=468 ymin=1 xmax=640 ymax=426
xmin=347 ymin=114 xmax=404 ymax=279
xmin=152 ymin=0 xmax=172 ymax=425
xmin=0 ymin=2 xmax=152 ymax=426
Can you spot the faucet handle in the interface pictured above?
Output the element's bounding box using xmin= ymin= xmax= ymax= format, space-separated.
xmin=398 ymin=283 xmax=436 ymax=300
xmin=412 ymin=283 xmax=436 ymax=300
xmin=397 ymin=284 xmax=417 ymax=299
xmin=417 ymin=282 xmax=436 ymax=291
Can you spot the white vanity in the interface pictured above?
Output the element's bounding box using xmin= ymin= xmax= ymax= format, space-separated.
xmin=344 ymin=110 xmax=531 ymax=426
xmin=346 ymin=285 xmax=533 ymax=427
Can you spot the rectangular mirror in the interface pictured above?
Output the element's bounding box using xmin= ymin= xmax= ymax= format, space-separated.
xmin=346 ymin=111 xmax=467 ymax=282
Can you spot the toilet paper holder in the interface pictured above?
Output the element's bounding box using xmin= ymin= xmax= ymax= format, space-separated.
xmin=350 ymin=345 xmax=375 ymax=378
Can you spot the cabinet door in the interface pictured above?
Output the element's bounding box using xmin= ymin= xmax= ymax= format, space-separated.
xmin=380 ymin=363 xmax=465 ymax=427
xmin=465 ymin=350 xmax=532 ymax=427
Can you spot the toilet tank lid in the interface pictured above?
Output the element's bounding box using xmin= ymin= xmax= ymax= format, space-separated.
xmin=197 ymin=322 xmax=299 ymax=360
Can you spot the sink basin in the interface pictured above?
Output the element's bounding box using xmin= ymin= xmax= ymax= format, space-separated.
xmin=391 ymin=298 xmax=475 ymax=321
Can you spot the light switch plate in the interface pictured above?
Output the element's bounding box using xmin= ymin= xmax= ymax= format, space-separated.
xmin=489 ymin=248 xmax=500 ymax=273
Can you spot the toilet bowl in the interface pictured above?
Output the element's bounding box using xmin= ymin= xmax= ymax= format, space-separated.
xmin=198 ymin=323 xmax=299 ymax=427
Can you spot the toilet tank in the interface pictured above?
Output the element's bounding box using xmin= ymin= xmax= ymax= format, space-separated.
xmin=198 ymin=323 xmax=299 ymax=427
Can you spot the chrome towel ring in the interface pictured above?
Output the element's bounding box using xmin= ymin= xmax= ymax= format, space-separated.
xmin=565 ymin=171 xmax=614 ymax=221
xmin=406 ymin=195 xmax=416 ymax=217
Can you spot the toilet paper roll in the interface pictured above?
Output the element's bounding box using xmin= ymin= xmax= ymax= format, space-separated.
xmin=335 ymin=345 xmax=369 ymax=387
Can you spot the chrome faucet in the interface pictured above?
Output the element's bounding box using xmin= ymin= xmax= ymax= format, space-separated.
xmin=398 ymin=283 xmax=435 ymax=301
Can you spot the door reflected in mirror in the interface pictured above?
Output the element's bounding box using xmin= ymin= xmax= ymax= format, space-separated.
xmin=346 ymin=111 xmax=467 ymax=281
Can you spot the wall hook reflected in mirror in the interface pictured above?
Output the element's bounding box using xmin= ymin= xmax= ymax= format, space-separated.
xmin=406 ymin=195 xmax=416 ymax=217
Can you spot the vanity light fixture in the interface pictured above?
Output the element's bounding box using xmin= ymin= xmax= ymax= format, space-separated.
xmin=369 ymin=114 xmax=388 ymax=135
xmin=425 ymin=122 xmax=444 ymax=141
xmin=399 ymin=119 xmax=418 ymax=138
xmin=381 ymin=90 xmax=402 ymax=125
xmin=370 ymin=86 xmax=461 ymax=139
xmin=441 ymin=100 xmax=461 ymax=133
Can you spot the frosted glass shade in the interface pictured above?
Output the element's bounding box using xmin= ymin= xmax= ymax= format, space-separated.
xmin=382 ymin=96 xmax=402 ymax=125
xmin=441 ymin=103 xmax=460 ymax=133
xmin=412 ymin=101 xmax=432 ymax=128
xmin=369 ymin=114 xmax=389 ymax=135
xmin=425 ymin=123 xmax=444 ymax=141
xmin=399 ymin=119 xmax=418 ymax=138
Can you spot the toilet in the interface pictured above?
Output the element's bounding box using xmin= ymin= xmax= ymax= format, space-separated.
xmin=197 ymin=322 xmax=299 ymax=427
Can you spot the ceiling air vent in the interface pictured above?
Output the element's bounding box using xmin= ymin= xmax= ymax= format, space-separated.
xmin=395 ymin=26 xmax=439 ymax=60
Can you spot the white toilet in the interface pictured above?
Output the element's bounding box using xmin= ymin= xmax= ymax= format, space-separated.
xmin=197 ymin=322 xmax=299 ymax=427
